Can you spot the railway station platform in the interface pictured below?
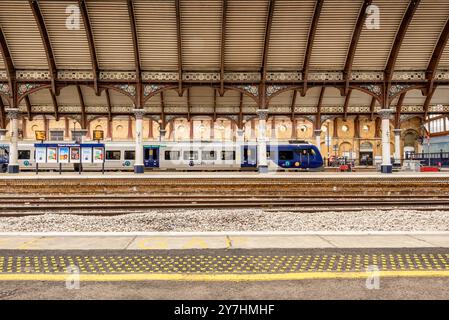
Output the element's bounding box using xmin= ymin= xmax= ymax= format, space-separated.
xmin=1 ymin=232 xmax=449 ymax=278
xmin=1 ymin=232 xmax=449 ymax=250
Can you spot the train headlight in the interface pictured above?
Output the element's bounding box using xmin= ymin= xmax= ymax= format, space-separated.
xmin=295 ymin=162 xmax=300 ymax=166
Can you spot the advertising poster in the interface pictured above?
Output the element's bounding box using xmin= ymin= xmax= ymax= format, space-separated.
xmin=70 ymin=147 xmax=80 ymax=163
xmin=82 ymin=147 xmax=92 ymax=163
xmin=59 ymin=147 xmax=69 ymax=163
xmin=35 ymin=147 xmax=46 ymax=164
xmin=93 ymin=147 xmax=104 ymax=163
xmin=47 ymin=147 xmax=58 ymax=163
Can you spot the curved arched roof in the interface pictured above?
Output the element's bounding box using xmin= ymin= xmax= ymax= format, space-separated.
xmin=0 ymin=0 xmax=448 ymax=127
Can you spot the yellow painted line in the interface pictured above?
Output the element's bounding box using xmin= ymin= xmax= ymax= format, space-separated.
xmin=1 ymin=270 xmax=449 ymax=282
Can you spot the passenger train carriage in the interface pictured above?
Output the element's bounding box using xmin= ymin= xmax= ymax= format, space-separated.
xmin=0 ymin=141 xmax=323 ymax=172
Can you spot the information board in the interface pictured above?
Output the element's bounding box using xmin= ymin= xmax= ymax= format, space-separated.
xmin=59 ymin=147 xmax=69 ymax=163
xmin=47 ymin=147 xmax=58 ymax=163
xmin=82 ymin=147 xmax=92 ymax=163
xmin=70 ymin=147 xmax=80 ymax=163
xmin=35 ymin=147 xmax=46 ymax=164
xmin=93 ymin=147 xmax=104 ymax=163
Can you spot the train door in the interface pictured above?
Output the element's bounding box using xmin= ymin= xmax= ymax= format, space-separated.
xmin=242 ymin=145 xmax=257 ymax=168
xmin=144 ymin=146 xmax=159 ymax=168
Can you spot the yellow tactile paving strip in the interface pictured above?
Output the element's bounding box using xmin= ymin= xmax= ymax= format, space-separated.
xmin=1 ymin=253 xmax=449 ymax=282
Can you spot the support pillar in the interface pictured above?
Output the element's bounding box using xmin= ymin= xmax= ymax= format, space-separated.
xmin=159 ymin=129 xmax=166 ymax=142
xmin=379 ymin=109 xmax=393 ymax=173
xmin=314 ymin=129 xmax=322 ymax=153
xmin=291 ymin=118 xmax=297 ymax=139
xmin=6 ymin=108 xmax=20 ymax=173
xmin=271 ymin=116 xmax=276 ymax=140
xmin=64 ymin=117 xmax=70 ymax=139
xmin=256 ymin=109 xmax=269 ymax=173
xmin=235 ymin=128 xmax=244 ymax=166
xmin=393 ymin=129 xmax=402 ymax=165
xmin=133 ymin=109 xmax=145 ymax=174
xmin=209 ymin=120 xmax=214 ymax=140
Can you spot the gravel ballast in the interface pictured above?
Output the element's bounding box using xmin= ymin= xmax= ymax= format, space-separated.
xmin=1 ymin=208 xmax=449 ymax=232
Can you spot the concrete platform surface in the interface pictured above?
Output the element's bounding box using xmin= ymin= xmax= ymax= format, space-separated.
xmin=1 ymin=171 xmax=449 ymax=179
xmin=1 ymin=232 xmax=449 ymax=250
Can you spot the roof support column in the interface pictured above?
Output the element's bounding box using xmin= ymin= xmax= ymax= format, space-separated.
xmin=5 ymin=108 xmax=20 ymax=173
xmin=379 ymin=109 xmax=393 ymax=173
xmin=256 ymin=109 xmax=269 ymax=173
xmin=235 ymin=127 xmax=244 ymax=166
xmin=133 ymin=109 xmax=145 ymax=174
xmin=393 ymin=128 xmax=402 ymax=166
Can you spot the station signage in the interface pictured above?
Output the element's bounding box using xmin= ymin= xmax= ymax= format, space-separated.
xmin=93 ymin=130 xmax=104 ymax=141
xmin=35 ymin=131 xmax=46 ymax=141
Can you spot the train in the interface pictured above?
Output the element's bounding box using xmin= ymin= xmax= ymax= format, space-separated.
xmin=0 ymin=140 xmax=324 ymax=172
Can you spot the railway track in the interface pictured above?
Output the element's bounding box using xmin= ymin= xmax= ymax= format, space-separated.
xmin=1 ymin=176 xmax=449 ymax=216
xmin=1 ymin=195 xmax=449 ymax=216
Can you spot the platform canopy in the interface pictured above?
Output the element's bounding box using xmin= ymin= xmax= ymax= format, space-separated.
xmin=0 ymin=0 xmax=449 ymax=128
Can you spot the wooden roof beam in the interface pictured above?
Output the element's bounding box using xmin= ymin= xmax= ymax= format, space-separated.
xmin=0 ymin=97 xmax=6 ymax=129
xmin=302 ymin=0 xmax=323 ymax=96
xmin=105 ymin=89 xmax=112 ymax=121
xmin=426 ymin=17 xmax=449 ymax=93
xmin=343 ymin=89 xmax=352 ymax=120
xmin=29 ymin=0 xmax=57 ymax=94
xmin=261 ymin=0 xmax=276 ymax=83
xmin=394 ymin=92 xmax=406 ymax=128
xmin=238 ymin=92 xmax=243 ymax=128
xmin=0 ymin=26 xmax=15 ymax=102
xmin=344 ymin=0 xmax=372 ymax=94
xmin=369 ymin=96 xmax=376 ymax=121
xmin=186 ymin=88 xmax=190 ymax=121
xmin=384 ymin=0 xmax=420 ymax=104
xmin=315 ymin=86 xmax=325 ymax=129
xmin=219 ymin=0 xmax=228 ymax=96
xmin=24 ymin=96 xmax=32 ymax=120
xmin=127 ymin=0 xmax=142 ymax=107
xmin=160 ymin=91 xmax=166 ymax=127
xmin=76 ymin=85 xmax=86 ymax=129
xmin=49 ymin=89 xmax=59 ymax=121
xmin=175 ymin=0 xmax=183 ymax=96
xmin=78 ymin=0 xmax=99 ymax=95
xmin=423 ymin=86 xmax=436 ymax=119
xmin=213 ymin=89 xmax=217 ymax=121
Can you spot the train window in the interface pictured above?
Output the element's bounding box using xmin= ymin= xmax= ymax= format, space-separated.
xmin=18 ymin=150 xmax=31 ymax=160
xmin=183 ymin=151 xmax=198 ymax=160
xmin=165 ymin=151 xmax=180 ymax=160
xmin=124 ymin=151 xmax=135 ymax=160
xmin=296 ymin=149 xmax=314 ymax=156
xmin=202 ymin=151 xmax=216 ymax=160
xmin=221 ymin=151 xmax=235 ymax=160
xmin=106 ymin=151 xmax=121 ymax=160
xmin=279 ymin=151 xmax=294 ymax=161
